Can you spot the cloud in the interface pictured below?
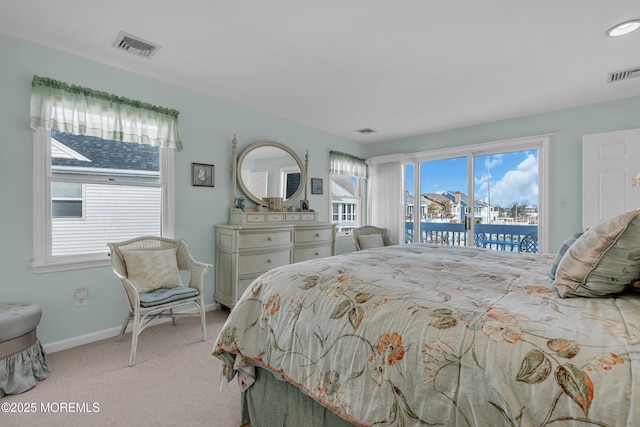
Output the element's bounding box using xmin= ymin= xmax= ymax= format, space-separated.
xmin=489 ymin=153 xmax=538 ymax=207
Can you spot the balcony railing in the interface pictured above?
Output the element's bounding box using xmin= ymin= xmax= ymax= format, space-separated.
xmin=405 ymin=221 xmax=538 ymax=253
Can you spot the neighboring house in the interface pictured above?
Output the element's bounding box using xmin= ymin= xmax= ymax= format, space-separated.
xmin=50 ymin=130 xmax=161 ymax=256
xmin=406 ymin=189 xmax=504 ymax=224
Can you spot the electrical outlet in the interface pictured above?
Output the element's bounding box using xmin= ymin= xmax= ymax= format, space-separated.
xmin=75 ymin=288 xmax=88 ymax=306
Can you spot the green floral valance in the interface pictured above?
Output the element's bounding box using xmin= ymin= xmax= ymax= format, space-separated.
xmin=330 ymin=150 xmax=368 ymax=178
xmin=30 ymin=75 xmax=183 ymax=150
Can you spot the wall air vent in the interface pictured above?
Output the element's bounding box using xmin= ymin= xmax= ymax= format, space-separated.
xmin=355 ymin=128 xmax=377 ymax=135
xmin=112 ymin=31 xmax=160 ymax=59
xmin=607 ymin=66 xmax=640 ymax=83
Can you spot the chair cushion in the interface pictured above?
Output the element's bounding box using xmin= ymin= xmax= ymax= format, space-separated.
xmin=138 ymin=286 xmax=199 ymax=307
xmin=553 ymin=209 xmax=640 ymax=297
xmin=122 ymin=249 xmax=181 ymax=293
xmin=358 ymin=233 xmax=385 ymax=250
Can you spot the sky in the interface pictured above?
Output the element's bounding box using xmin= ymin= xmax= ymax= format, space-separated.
xmin=406 ymin=149 xmax=538 ymax=208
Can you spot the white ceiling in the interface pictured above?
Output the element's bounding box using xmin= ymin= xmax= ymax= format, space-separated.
xmin=1 ymin=1 xmax=639 ymax=144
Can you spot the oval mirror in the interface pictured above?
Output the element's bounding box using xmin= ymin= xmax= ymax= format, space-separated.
xmin=237 ymin=141 xmax=306 ymax=206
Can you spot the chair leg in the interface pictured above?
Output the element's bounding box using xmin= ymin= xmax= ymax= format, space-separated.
xmin=118 ymin=314 xmax=131 ymax=341
xmin=199 ymin=302 xmax=207 ymax=341
xmin=170 ymin=308 xmax=177 ymax=326
xmin=129 ymin=312 xmax=141 ymax=367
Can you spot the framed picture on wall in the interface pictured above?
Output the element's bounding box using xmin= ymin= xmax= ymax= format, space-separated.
xmin=192 ymin=163 xmax=215 ymax=187
xmin=311 ymin=178 xmax=323 ymax=195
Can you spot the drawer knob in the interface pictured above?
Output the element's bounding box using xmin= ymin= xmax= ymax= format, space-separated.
xmin=315 ymin=252 xmax=319 ymax=256
xmin=267 ymin=259 xmax=272 ymax=263
xmin=315 ymin=233 xmax=320 ymax=237
xmin=267 ymin=237 xmax=272 ymax=241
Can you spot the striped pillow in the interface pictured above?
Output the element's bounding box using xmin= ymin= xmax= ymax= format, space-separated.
xmin=550 ymin=232 xmax=583 ymax=280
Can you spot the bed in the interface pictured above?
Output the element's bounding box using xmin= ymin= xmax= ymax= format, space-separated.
xmin=213 ymin=210 xmax=640 ymax=427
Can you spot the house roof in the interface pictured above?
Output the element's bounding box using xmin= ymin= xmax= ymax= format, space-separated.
xmin=51 ymin=130 xmax=159 ymax=172
xmin=330 ymin=175 xmax=357 ymax=198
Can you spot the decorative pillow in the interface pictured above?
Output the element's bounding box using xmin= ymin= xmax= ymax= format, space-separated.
xmin=358 ymin=233 xmax=385 ymax=250
xmin=550 ymin=232 xmax=583 ymax=280
xmin=553 ymin=209 xmax=640 ymax=298
xmin=121 ymin=249 xmax=181 ymax=294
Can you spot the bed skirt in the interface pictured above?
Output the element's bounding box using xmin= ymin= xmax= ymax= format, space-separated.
xmin=242 ymin=367 xmax=355 ymax=427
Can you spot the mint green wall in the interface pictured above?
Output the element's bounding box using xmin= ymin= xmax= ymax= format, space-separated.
xmin=0 ymin=33 xmax=364 ymax=345
xmin=2 ymin=31 xmax=639 ymax=346
xmin=365 ymin=96 xmax=640 ymax=253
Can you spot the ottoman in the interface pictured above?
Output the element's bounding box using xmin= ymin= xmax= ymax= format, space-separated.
xmin=0 ymin=303 xmax=50 ymax=397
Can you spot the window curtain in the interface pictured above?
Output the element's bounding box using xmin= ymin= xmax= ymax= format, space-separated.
xmin=29 ymin=75 xmax=183 ymax=150
xmin=367 ymin=154 xmax=405 ymax=244
xmin=330 ymin=150 xmax=368 ymax=178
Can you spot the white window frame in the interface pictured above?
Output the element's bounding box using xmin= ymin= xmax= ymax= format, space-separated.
xmin=330 ymin=174 xmax=366 ymax=238
xmin=404 ymin=134 xmax=549 ymax=253
xmin=32 ymin=128 xmax=175 ymax=273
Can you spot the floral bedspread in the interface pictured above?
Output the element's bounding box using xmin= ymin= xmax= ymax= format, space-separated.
xmin=213 ymin=245 xmax=640 ymax=426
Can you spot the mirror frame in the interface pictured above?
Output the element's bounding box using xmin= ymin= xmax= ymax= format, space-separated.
xmin=236 ymin=141 xmax=307 ymax=206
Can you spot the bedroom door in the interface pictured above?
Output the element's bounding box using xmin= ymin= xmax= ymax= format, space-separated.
xmin=583 ymin=128 xmax=640 ymax=230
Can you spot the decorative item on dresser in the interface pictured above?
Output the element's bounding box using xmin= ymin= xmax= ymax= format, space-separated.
xmin=215 ymin=135 xmax=336 ymax=308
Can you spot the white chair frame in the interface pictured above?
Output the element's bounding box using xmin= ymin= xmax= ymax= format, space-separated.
xmin=108 ymin=236 xmax=212 ymax=366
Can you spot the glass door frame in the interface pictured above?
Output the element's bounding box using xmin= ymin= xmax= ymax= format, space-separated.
xmin=405 ymin=134 xmax=549 ymax=253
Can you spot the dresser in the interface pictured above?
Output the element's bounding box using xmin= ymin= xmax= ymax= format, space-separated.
xmin=215 ymin=215 xmax=336 ymax=308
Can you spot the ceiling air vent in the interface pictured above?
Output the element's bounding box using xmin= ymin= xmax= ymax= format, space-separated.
xmin=607 ymin=66 xmax=640 ymax=83
xmin=355 ymin=128 xmax=377 ymax=135
xmin=112 ymin=31 xmax=160 ymax=58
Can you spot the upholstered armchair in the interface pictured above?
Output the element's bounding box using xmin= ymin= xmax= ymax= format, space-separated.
xmin=108 ymin=236 xmax=212 ymax=366
xmin=353 ymin=226 xmax=395 ymax=251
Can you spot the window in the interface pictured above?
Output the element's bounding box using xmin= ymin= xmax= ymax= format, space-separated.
xmin=403 ymin=135 xmax=548 ymax=253
xmin=33 ymin=129 xmax=174 ymax=272
xmin=30 ymin=76 xmax=181 ymax=272
xmin=329 ymin=151 xmax=368 ymax=237
xmin=330 ymin=176 xmax=364 ymax=235
xmin=281 ymin=167 xmax=301 ymax=199
xmin=51 ymin=182 xmax=83 ymax=218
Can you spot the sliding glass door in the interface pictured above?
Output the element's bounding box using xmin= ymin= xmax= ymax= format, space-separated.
xmin=405 ymin=157 xmax=468 ymax=245
xmin=472 ymin=150 xmax=539 ymax=252
xmin=404 ymin=136 xmax=546 ymax=253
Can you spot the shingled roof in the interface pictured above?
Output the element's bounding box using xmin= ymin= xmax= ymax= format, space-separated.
xmin=51 ymin=129 xmax=159 ymax=172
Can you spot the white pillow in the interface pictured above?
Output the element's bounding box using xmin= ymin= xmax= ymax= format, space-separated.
xmin=358 ymin=233 xmax=385 ymax=250
xmin=121 ymin=249 xmax=181 ymax=293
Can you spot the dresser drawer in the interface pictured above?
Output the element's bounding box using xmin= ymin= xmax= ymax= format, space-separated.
xmin=294 ymin=227 xmax=334 ymax=243
xmin=293 ymin=245 xmax=333 ymax=263
xmin=285 ymin=213 xmax=301 ymax=221
xmin=237 ymin=277 xmax=256 ymax=301
xmin=246 ymin=214 xmax=266 ymax=223
xmin=239 ymin=230 xmax=291 ymax=249
xmin=239 ymin=250 xmax=291 ymax=274
xmin=266 ymin=213 xmax=284 ymax=222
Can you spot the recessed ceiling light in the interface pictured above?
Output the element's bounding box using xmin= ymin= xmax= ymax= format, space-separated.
xmin=606 ymin=20 xmax=640 ymax=37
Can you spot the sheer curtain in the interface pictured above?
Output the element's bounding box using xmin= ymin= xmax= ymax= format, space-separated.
xmin=329 ymin=150 xmax=368 ymax=178
xmin=30 ymin=75 xmax=183 ymax=150
xmin=367 ymin=154 xmax=405 ymax=244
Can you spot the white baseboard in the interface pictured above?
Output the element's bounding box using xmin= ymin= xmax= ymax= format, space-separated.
xmin=43 ymin=303 xmax=220 ymax=354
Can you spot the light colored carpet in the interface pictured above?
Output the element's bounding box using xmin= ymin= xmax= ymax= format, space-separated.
xmin=1 ymin=308 xmax=241 ymax=427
